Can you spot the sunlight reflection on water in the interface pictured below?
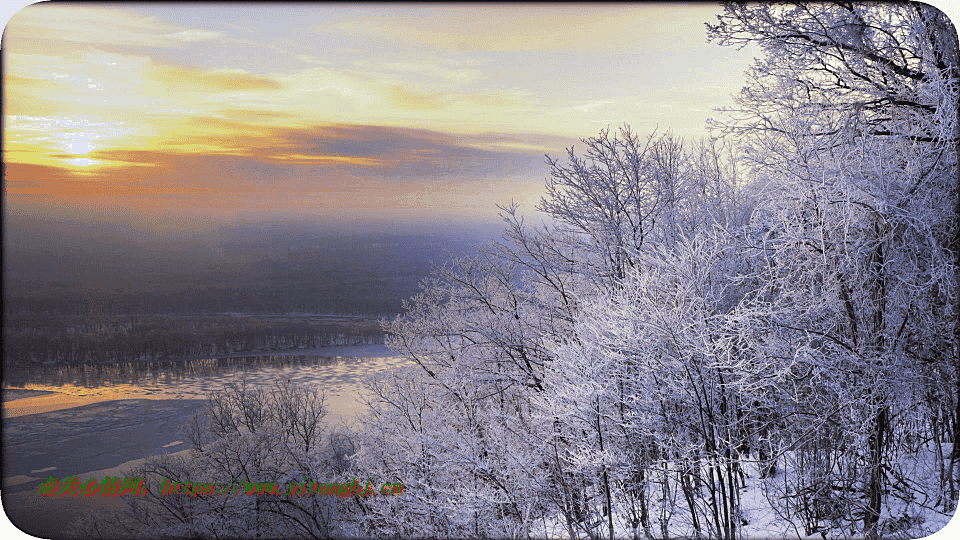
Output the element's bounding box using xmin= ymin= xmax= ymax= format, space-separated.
xmin=4 ymin=352 xmax=415 ymax=421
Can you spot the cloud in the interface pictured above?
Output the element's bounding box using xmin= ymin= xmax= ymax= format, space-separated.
xmin=4 ymin=4 xmax=222 ymax=49
xmin=381 ymin=86 xmax=446 ymax=111
xmin=165 ymin=30 xmax=222 ymax=43
xmin=364 ymin=60 xmax=484 ymax=84
xmin=272 ymin=64 xmax=537 ymax=122
xmin=217 ymin=109 xmax=293 ymax=120
xmin=4 ymin=49 xmax=283 ymax=135
xmin=149 ymin=66 xmax=283 ymax=92
xmin=374 ymin=86 xmax=530 ymax=112
xmin=296 ymin=54 xmax=333 ymax=65
xmin=256 ymin=124 xmax=552 ymax=176
xmin=3 ymin=48 xmax=287 ymax=166
xmin=4 ymin=121 xmax=565 ymax=226
xmin=456 ymin=131 xmax=579 ymax=154
xmin=2 ymin=74 xmax=74 ymax=116
xmin=7 ymin=124 xmax=554 ymax=197
xmin=318 ymin=5 xmax=720 ymax=52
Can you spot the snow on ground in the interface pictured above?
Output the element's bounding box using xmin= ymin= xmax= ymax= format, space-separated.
xmin=529 ymin=448 xmax=958 ymax=539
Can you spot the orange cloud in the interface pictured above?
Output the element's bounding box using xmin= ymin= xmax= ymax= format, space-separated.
xmin=4 ymin=124 xmax=560 ymax=223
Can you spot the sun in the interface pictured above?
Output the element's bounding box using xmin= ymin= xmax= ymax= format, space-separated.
xmin=60 ymin=130 xmax=107 ymax=168
xmin=65 ymin=137 xmax=94 ymax=155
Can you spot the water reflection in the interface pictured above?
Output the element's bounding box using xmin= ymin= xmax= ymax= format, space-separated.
xmin=2 ymin=354 xmax=415 ymax=404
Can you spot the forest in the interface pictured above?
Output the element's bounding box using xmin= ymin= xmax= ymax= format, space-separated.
xmin=2 ymin=313 xmax=384 ymax=366
xmin=76 ymin=3 xmax=959 ymax=540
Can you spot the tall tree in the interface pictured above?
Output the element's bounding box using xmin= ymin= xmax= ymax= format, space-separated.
xmin=709 ymin=3 xmax=959 ymax=537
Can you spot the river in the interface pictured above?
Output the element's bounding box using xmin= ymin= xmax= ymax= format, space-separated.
xmin=2 ymin=343 xmax=415 ymax=421
xmin=1 ymin=344 xmax=418 ymax=537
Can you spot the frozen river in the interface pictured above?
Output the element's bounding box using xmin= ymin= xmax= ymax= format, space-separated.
xmin=1 ymin=344 xmax=417 ymax=536
xmin=2 ymin=343 xmax=415 ymax=422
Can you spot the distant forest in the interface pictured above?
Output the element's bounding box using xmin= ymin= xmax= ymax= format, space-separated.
xmin=3 ymin=314 xmax=385 ymax=366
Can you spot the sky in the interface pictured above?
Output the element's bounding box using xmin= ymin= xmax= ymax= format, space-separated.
xmin=1 ymin=2 xmax=773 ymax=229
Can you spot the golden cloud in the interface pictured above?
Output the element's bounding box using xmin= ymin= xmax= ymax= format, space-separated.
xmin=382 ymin=86 xmax=446 ymax=111
xmin=149 ymin=66 xmax=283 ymax=92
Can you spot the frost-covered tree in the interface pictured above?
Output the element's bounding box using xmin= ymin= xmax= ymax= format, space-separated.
xmin=359 ymin=127 xmax=751 ymax=540
xmin=358 ymin=5 xmax=956 ymax=538
xmin=708 ymin=2 xmax=959 ymax=538
xmin=538 ymin=227 xmax=758 ymax=540
xmin=73 ymin=381 xmax=360 ymax=539
xmin=539 ymin=127 xmax=684 ymax=286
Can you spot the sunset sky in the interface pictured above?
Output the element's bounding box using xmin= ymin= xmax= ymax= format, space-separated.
xmin=1 ymin=3 xmax=800 ymax=227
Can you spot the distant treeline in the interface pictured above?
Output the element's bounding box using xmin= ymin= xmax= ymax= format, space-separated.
xmin=3 ymin=312 xmax=385 ymax=366
xmin=5 ymin=282 xmax=408 ymax=318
